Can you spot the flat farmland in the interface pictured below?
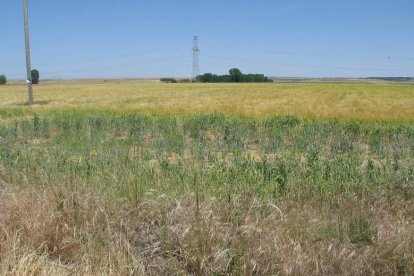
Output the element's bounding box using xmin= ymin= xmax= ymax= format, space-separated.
xmin=1 ymin=82 xmax=414 ymax=121
xmin=0 ymin=82 xmax=413 ymax=274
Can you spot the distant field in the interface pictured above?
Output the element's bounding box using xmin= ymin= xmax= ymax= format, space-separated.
xmin=1 ymin=82 xmax=414 ymax=121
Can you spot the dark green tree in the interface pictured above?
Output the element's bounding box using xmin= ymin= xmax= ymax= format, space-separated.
xmin=31 ymin=69 xmax=40 ymax=84
xmin=197 ymin=73 xmax=214 ymax=83
xmin=196 ymin=68 xmax=273 ymax=83
xmin=0 ymin=75 xmax=6 ymax=85
xmin=229 ymin=68 xmax=243 ymax=82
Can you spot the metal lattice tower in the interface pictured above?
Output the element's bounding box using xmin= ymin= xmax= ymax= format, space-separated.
xmin=192 ymin=36 xmax=200 ymax=79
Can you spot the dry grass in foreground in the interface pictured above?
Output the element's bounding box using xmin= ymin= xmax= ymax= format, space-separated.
xmin=1 ymin=82 xmax=414 ymax=121
xmin=1 ymin=112 xmax=413 ymax=274
xmin=0 ymin=184 xmax=412 ymax=275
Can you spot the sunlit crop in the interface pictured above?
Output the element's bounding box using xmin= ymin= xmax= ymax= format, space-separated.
xmin=1 ymin=82 xmax=414 ymax=121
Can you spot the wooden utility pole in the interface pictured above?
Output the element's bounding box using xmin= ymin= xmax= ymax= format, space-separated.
xmin=23 ymin=0 xmax=33 ymax=105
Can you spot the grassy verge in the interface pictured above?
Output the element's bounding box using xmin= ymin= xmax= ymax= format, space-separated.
xmin=0 ymin=112 xmax=413 ymax=274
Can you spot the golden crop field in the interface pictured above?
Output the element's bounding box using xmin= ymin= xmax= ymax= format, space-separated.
xmin=1 ymin=82 xmax=414 ymax=121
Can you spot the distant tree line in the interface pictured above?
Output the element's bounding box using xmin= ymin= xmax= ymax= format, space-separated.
xmin=160 ymin=78 xmax=192 ymax=83
xmin=366 ymin=77 xmax=413 ymax=82
xmin=160 ymin=78 xmax=177 ymax=83
xmin=196 ymin=68 xmax=273 ymax=83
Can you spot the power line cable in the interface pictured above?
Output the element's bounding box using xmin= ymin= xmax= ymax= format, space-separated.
xmin=201 ymin=54 xmax=414 ymax=72
xmin=5 ymin=55 xmax=191 ymax=78
xmin=1 ymin=49 xmax=190 ymax=69
xmin=211 ymin=46 xmax=414 ymax=61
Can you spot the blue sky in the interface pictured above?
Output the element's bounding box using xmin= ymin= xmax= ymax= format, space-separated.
xmin=1 ymin=0 xmax=413 ymax=79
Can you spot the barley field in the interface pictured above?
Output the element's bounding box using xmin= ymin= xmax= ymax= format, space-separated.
xmin=1 ymin=82 xmax=414 ymax=121
xmin=0 ymin=82 xmax=413 ymax=275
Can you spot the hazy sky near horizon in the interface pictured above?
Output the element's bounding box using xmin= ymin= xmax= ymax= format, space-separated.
xmin=1 ymin=0 xmax=414 ymax=79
